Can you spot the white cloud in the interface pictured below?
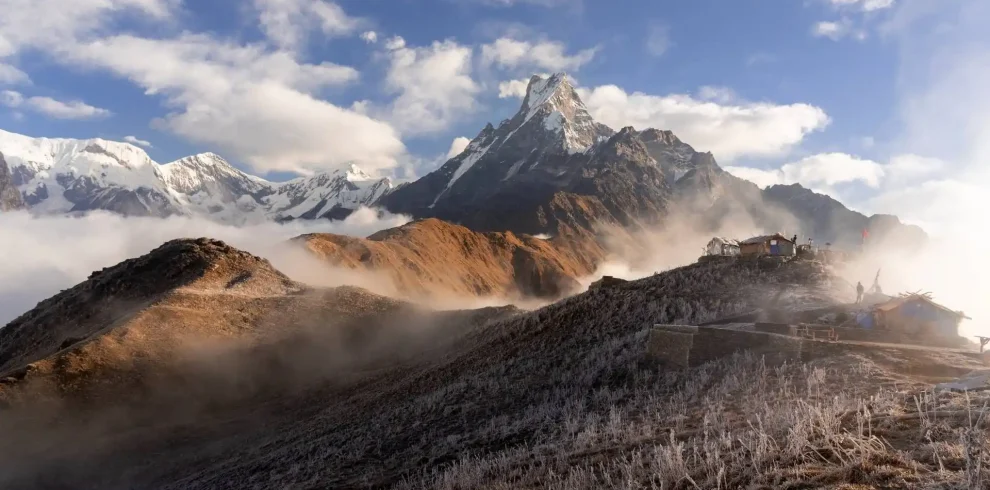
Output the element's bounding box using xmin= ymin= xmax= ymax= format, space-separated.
xmin=782 ymin=153 xmax=886 ymax=188
xmin=498 ymin=78 xmax=530 ymax=99
xmin=123 ymin=135 xmax=153 ymax=148
xmin=726 ymin=153 xmax=886 ymax=190
xmin=360 ymin=31 xmax=378 ymax=44
xmin=446 ymin=136 xmax=471 ymax=159
xmin=383 ymin=36 xmax=406 ymax=50
xmin=480 ymin=38 xmax=597 ymax=73
xmin=27 ymin=96 xmax=110 ymax=120
xmin=576 ymin=85 xmax=830 ymax=161
xmin=62 ymin=34 xmax=404 ymax=174
xmin=0 ymin=0 xmax=178 ymax=57
xmin=811 ymin=19 xmax=866 ymax=41
xmin=883 ymin=154 xmax=944 ymax=183
xmin=254 ymin=0 xmax=365 ymax=51
xmin=645 ymin=23 xmax=671 ymax=57
xmin=0 ymin=89 xmax=23 ymax=107
xmin=0 ymin=208 xmax=410 ymax=326
xmin=696 ymin=85 xmax=736 ymax=104
xmin=0 ymin=63 xmax=29 ymax=85
xmin=722 ymin=166 xmax=785 ymax=189
xmin=0 ymin=1 xmax=407 ymax=176
xmin=381 ymin=37 xmax=480 ymax=136
xmin=0 ymin=90 xmax=110 ymax=120
xmin=829 ymin=0 xmax=895 ymax=12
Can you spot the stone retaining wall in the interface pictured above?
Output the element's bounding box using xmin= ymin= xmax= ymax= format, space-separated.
xmin=648 ymin=324 xmax=802 ymax=368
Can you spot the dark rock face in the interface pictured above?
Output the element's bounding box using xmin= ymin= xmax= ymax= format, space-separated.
xmin=382 ymin=74 xmax=670 ymax=236
xmin=0 ymin=152 xmax=25 ymax=211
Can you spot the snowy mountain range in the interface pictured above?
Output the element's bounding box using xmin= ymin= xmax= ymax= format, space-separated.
xmin=0 ymin=129 xmax=392 ymax=224
xmin=382 ymin=73 xmax=925 ymax=248
xmin=0 ymin=72 xmax=924 ymax=249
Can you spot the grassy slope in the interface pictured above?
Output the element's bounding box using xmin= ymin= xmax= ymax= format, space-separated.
xmin=1 ymin=256 xmax=988 ymax=489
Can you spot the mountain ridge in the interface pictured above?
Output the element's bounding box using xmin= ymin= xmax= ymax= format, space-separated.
xmin=0 ymin=129 xmax=393 ymax=224
xmin=0 ymin=73 xmax=925 ymax=250
xmin=382 ymin=72 xmax=926 ymax=249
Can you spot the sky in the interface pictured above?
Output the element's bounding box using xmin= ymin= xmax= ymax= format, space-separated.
xmin=0 ymin=0 xmax=988 ymax=236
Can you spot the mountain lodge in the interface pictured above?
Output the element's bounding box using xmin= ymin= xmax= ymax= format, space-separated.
xmin=857 ymin=293 xmax=970 ymax=340
xmin=705 ymin=237 xmax=740 ymax=256
xmin=739 ymin=234 xmax=796 ymax=257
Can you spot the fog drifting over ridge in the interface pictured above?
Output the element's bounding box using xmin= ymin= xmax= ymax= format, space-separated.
xmin=0 ymin=207 xmax=411 ymax=325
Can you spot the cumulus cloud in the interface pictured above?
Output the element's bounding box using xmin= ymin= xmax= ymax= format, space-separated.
xmin=66 ymin=34 xmax=403 ymax=174
xmin=381 ymin=36 xmax=480 ymax=136
xmin=725 ymin=153 xmax=885 ymax=190
xmin=498 ymin=78 xmax=530 ymax=98
xmin=828 ymin=0 xmax=895 ymax=12
xmin=360 ymin=31 xmax=378 ymax=44
xmin=726 ymin=152 xmax=940 ymax=193
xmin=0 ymin=63 xmax=29 ymax=85
xmin=0 ymin=0 xmax=177 ymax=56
xmin=811 ymin=20 xmax=865 ymax=41
xmin=696 ymin=85 xmax=736 ymax=104
xmin=0 ymin=0 xmax=407 ymax=176
xmin=781 ymin=153 xmax=886 ymax=188
xmin=254 ymin=0 xmax=366 ymax=51
xmin=480 ymin=38 xmax=597 ymax=73
xmin=446 ymin=136 xmax=471 ymax=158
xmin=0 ymin=90 xmax=110 ymax=120
xmin=123 ymin=135 xmax=153 ymax=148
xmin=576 ymin=85 xmax=830 ymax=161
xmin=0 ymin=208 xmax=411 ymax=326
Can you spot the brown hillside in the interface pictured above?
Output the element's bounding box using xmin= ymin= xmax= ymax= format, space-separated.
xmin=0 ymin=238 xmax=439 ymax=405
xmin=5 ymin=254 xmax=989 ymax=489
xmin=294 ymin=218 xmax=597 ymax=299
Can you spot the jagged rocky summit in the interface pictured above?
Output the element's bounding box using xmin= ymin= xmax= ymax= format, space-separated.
xmin=382 ymin=73 xmax=922 ymax=248
xmin=0 ymin=151 xmax=25 ymax=211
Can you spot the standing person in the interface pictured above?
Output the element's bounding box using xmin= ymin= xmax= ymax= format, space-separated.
xmin=856 ymin=281 xmax=864 ymax=304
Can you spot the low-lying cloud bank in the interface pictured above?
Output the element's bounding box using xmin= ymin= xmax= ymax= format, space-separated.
xmin=579 ymin=204 xmax=988 ymax=338
xmin=0 ymin=208 xmax=410 ymax=326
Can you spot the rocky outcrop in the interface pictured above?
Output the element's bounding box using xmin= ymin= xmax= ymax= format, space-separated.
xmin=0 ymin=152 xmax=24 ymax=211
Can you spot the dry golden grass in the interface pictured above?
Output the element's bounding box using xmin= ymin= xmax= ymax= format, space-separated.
xmin=0 ymin=240 xmax=987 ymax=489
xmin=295 ymin=218 xmax=599 ymax=299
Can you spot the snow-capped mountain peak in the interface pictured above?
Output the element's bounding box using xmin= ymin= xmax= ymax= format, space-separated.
xmin=517 ymin=73 xmax=605 ymax=153
xmin=0 ymin=130 xmax=393 ymax=223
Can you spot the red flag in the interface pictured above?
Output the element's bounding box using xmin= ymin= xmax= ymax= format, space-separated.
xmin=862 ymin=228 xmax=869 ymax=239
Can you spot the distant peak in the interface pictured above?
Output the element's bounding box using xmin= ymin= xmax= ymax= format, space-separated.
xmin=344 ymin=163 xmax=375 ymax=182
xmin=522 ymin=73 xmax=574 ymax=112
xmin=171 ymin=152 xmax=231 ymax=167
xmin=637 ymin=128 xmax=683 ymax=146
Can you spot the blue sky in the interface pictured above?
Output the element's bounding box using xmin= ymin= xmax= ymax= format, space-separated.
xmin=0 ymin=0 xmax=988 ymax=233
